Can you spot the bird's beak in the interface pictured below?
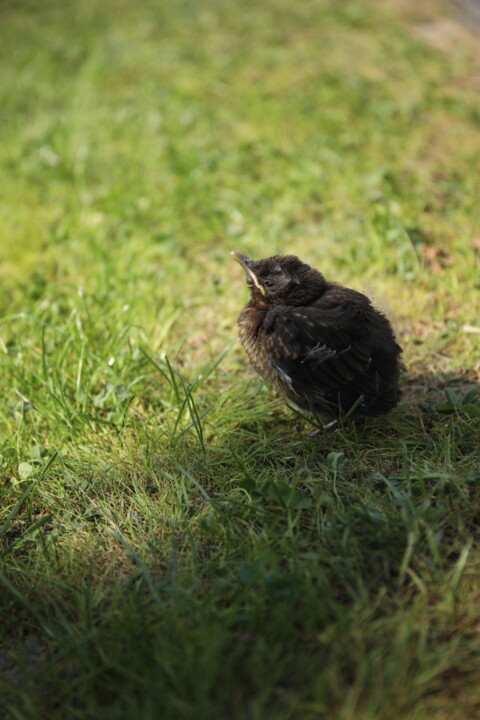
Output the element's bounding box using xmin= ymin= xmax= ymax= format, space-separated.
xmin=231 ymin=251 xmax=253 ymax=268
xmin=231 ymin=251 xmax=266 ymax=295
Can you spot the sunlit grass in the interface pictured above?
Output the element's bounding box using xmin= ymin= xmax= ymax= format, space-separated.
xmin=0 ymin=0 xmax=479 ymax=718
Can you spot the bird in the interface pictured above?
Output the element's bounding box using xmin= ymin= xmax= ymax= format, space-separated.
xmin=231 ymin=251 xmax=402 ymax=422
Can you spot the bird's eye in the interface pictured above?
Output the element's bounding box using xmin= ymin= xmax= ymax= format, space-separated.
xmin=264 ymin=281 xmax=274 ymax=288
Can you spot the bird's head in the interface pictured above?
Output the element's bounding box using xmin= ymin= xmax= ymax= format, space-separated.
xmin=231 ymin=252 xmax=328 ymax=306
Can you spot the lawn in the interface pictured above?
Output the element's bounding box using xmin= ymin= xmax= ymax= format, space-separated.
xmin=0 ymin=0 xmax=479 ymax=718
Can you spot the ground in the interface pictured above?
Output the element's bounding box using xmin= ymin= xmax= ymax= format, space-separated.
xmin=0 ymin=0 xmax=479 ymax=718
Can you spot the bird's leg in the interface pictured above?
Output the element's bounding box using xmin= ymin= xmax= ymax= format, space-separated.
xmin=308 ymin=414 xmax=338 ymax=435
xmin=286 ymin=404 xmax=338 ymax=434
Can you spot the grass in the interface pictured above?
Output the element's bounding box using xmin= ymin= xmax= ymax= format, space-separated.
xmin=0 ymin=0 xmax=479 ymax=717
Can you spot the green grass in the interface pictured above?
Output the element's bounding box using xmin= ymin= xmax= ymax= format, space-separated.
xmin=1 ymin=0 xmax=479 ymax=718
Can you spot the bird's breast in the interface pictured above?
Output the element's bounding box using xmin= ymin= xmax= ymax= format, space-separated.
xmin=238 ymin=308 xmax=270 ymax=370
xmin=237 ymin=308 xmax=297 ymax=398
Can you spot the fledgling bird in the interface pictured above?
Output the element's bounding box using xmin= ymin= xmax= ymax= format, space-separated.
xmin=232 ymin=252 xmax=402 ymax=421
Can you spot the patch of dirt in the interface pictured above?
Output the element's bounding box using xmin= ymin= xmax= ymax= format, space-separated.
xmin=403 ymin=0 xmax=480 ymax=87
xmin=0 ymin=632 xmax=51 ymax=687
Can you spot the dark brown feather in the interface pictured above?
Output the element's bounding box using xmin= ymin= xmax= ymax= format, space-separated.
xmin=232 ymin=252 xmax=403 ymax=419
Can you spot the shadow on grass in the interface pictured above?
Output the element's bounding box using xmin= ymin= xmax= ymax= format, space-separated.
xmin=0 ymin=375 xmax=478 ymax=719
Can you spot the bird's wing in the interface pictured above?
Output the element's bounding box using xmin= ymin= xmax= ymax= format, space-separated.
xmin=264 ymin=304 xmax=373 ymax=402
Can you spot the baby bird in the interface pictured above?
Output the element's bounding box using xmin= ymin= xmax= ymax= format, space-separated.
xmin=232 ymin=252 xmax=402 ymax=420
